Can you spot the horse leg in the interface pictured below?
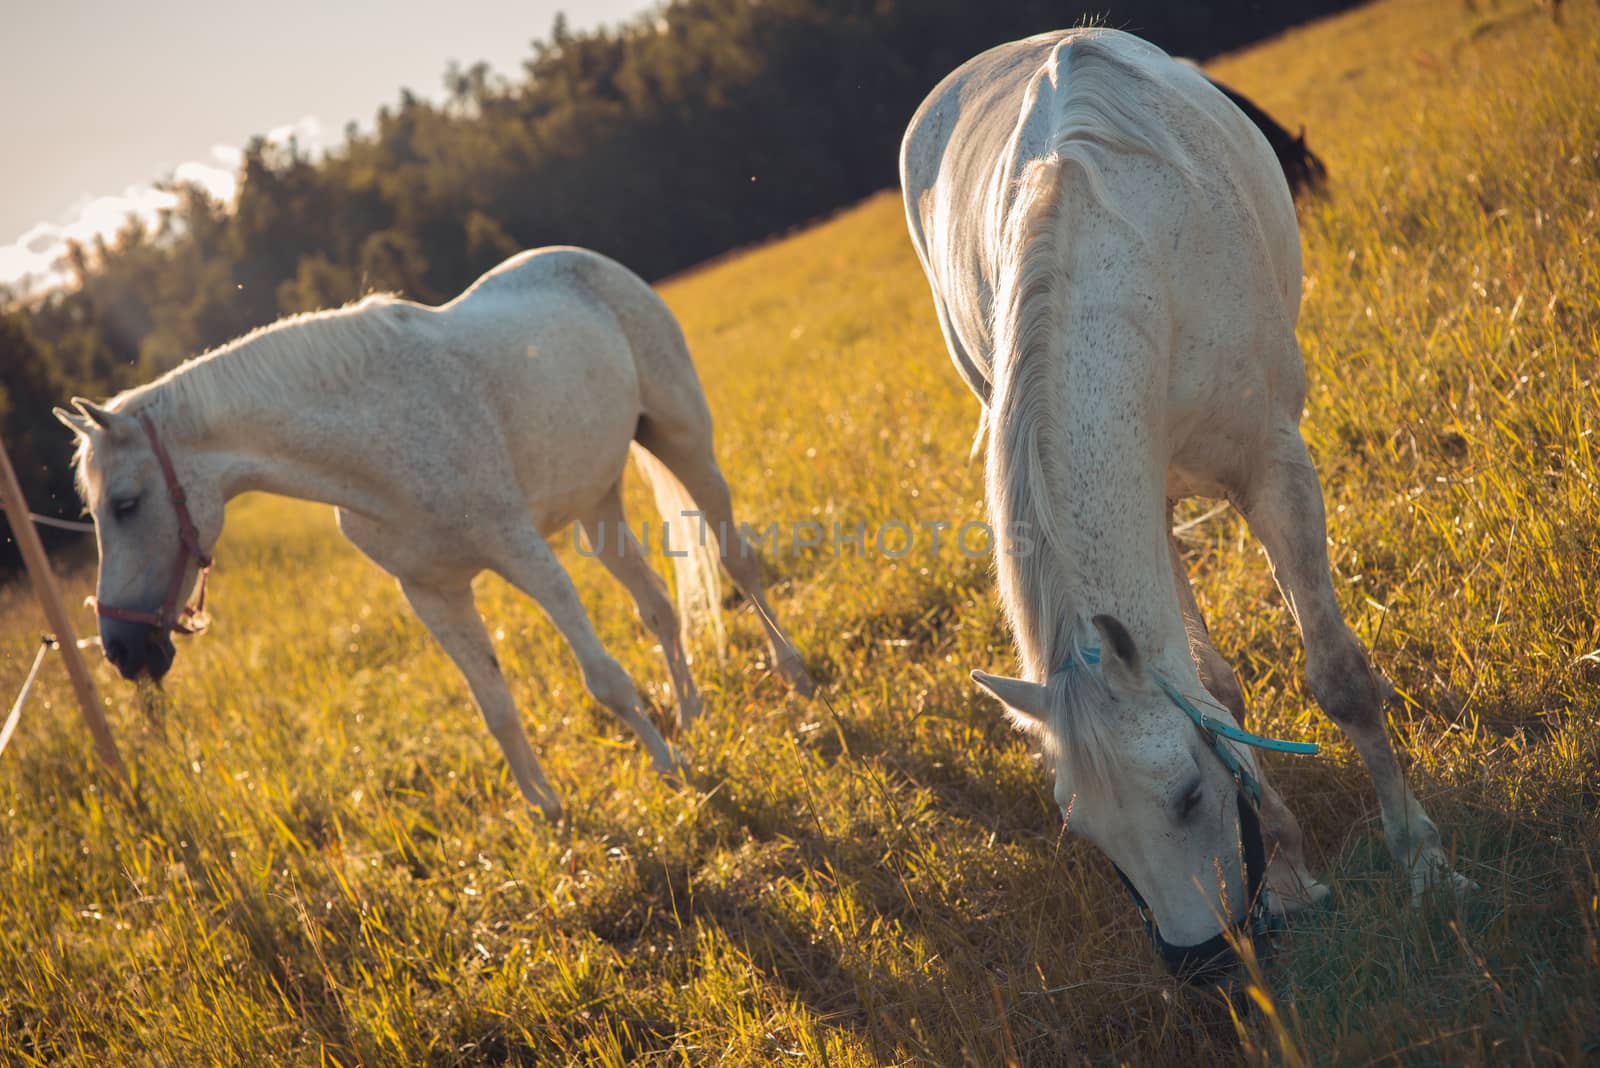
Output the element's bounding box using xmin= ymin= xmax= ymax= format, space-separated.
xmin=487 ymin=523 xmax=686 ymax=779
xmin=1168 ymin=523 xmax=1327 ymax=910
xmin=400 ymin=579 xmax=564 ymax=820
xmin=1167 ymin=523 xmax=1247 ymax=722
xmin=1240 ymin=428 xmax=1471 ymax=898
xmin=580 ymin=485 xmax=703 ymax=730
xmin=636 ymin=425 xmax=814 ymax=695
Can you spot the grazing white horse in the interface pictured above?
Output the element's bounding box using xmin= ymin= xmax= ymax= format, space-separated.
xmin=901 ymin=28 xmax=1468 ymax=977
xmin=55 ymin=247 xmax=813 ymax=820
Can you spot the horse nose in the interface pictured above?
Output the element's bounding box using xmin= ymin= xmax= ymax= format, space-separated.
xmin=103 ymin=637 xmax=140 ymax=679
xmin=1160 ymin=922 xmax=1278 ymax=987
xmin=1154 ymin=923 xmax=1265 ymax=985
xmin=101 ymin=620 xmax=154 ymax=679
xmin=145 ymin=634 xmax=176 ymax=680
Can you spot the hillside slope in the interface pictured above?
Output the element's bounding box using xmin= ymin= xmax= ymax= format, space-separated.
xmin=3 ymin=0 xmax=1598 ymax=1063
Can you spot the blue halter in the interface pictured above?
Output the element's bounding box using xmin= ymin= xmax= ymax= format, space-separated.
xmin=1064 ymin=646 xmax=1317 ymax=807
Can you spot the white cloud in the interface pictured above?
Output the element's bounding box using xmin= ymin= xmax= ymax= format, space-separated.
xmin=173 ymin=160 xmax=238 ymax=203
xmin=210 ymin=143 xmax=244 ymax=169
xmin=0 ymin=184 xmax=182 ymax=296
xmin=265 ymin=115 xmax=332 ymax=155
xmin=0 ymin=115 xmax=330 ymax=298
xmin=0 ymin=228 xmax=66 ymax=294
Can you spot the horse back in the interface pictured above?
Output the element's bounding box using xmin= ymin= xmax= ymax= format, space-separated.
xmin=903 ymin=29 xmax=1305 ymax=427
xmin=431 ymin=249 xmax=651 ymax=522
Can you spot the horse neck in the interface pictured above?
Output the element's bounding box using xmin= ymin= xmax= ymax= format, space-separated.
xmin=211 ymin=396 xmax=399 ymax=516
xmin=153 ymin=316 xmax=410 ymax=516
xmin=987 ymin=354 xmax=1188 ymax=682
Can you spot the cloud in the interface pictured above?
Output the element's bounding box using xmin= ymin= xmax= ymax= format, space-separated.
xmin=173 ymin=145 xmax=244 ymax=203
xmin=210 ymin=143 xmax=244 ymax=169
xmin=264 ymin=114 xmax=329 ymax=152
xmin=0 ymin=116 xmax=331 ymax=298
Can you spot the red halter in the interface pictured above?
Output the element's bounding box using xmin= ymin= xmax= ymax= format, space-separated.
xmin=93 ymin=414 xmax=213 ymax=635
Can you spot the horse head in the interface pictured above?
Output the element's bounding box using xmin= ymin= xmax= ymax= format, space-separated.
xmin=973 ymin=614 xmax=1277 ymax=982
xmin=55 ymin=398 xmax=220 ymax=680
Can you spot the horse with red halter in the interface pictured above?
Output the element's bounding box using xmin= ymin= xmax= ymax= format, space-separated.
xmin=57 ymin=247 xmax=813 ymax=821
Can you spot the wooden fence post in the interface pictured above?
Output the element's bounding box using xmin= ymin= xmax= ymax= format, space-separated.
xmin=0 ymin=438 xmax=127 ymax=785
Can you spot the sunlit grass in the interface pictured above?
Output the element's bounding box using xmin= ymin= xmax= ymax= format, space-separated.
xmin=3 ymin=0 xmax=1598 ymax=1062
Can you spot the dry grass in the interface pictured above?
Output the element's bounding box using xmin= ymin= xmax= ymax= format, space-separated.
xmin=3 ymin=0 xmax=1598 ymax=1062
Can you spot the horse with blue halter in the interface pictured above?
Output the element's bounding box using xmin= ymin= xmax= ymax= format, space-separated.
xmin=900 ymin=28 xmax=1470 ymax=980
xmin=55 ymin=247 xmax=814 ymax=821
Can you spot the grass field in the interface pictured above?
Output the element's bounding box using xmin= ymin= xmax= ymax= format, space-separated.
xmin=4 ymin=0 xmax=1600 ymax=1063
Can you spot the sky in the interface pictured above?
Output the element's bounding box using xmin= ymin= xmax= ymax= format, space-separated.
xmin=0 ymin=0 xmax=650 ymax=291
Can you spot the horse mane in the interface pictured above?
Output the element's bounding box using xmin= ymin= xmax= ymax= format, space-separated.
xmin=105 ymin=294 xmax=416 ymax=436
xmin=985 ymin=156 xmax=1127 ymax=794
xmin=984 ymin=33 xmax=1191 ymax=792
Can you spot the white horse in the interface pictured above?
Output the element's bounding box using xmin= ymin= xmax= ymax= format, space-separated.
xmin=55 ymin=247 xmax=813 ymax=820
xmin=901 ymin=29 xmax=1468 ymax=977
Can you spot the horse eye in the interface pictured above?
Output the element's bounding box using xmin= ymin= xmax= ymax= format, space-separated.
xmin=1177 ymin=782 xmax=1204 ymax=821
xmin=111 ymin=496 xmax=141 ymax=520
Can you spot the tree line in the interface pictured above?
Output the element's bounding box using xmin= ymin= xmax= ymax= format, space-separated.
xmin=0 ymin=0 xmax=1352 ymax=573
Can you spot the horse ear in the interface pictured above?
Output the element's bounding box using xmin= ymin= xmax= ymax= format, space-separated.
xmin=53 ymin=406 xmax=94 ymax=438
xmin=71 ymin=397 xmax=118 ymax=428
xmin=1091 ymin=614 xmax=1143 ymax=688
xmin=70 ymin=397 xmax=135 ymax=440
xmin=971 ymin=669 xmax=1049 ymax=734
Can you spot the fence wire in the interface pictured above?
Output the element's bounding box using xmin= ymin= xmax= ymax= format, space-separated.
xmin=0 ymin=636 xmax=102 ymax=761
xmin=2 ymin=493 xmax=99 ymax=760
xmin=0 ymin=501 xmax=94 ymax=533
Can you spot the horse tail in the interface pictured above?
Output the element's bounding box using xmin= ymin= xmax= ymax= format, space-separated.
xmin=629 ymin=443 xmax=727 ymax=659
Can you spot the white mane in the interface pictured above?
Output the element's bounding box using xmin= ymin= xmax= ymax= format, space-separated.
xmin=984 ymin=38 xmax=1194 ymax=791
xmin=106 ymin=294 xmax=415 ymax=436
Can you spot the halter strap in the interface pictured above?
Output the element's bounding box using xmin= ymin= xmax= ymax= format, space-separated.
xmin=1150 ymin=673 xmax=1320 ymax=755
xmin=1062 ymin=645 xmax=1317 ymax=806
xmin=93 ymin=414 xmax=212 ymax=634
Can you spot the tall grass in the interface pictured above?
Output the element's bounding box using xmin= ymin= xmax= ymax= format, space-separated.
xmin=2 ymin=0 xmax=1597 ymax=1062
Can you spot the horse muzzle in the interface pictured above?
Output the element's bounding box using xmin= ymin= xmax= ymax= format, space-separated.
xmin=1150 ymin=903 xmax=1280 ymax=985
xmin=1118 ymin=793 xmax=1279 ymax=985
xmin=101 ymin=619 xmax=177 ymax=681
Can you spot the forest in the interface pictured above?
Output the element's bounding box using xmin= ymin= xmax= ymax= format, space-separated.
xmin=0 ymin=0 xmax=1353 ymax=571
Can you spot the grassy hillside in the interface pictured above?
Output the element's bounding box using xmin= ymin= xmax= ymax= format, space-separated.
xmin=3 ymin=0 xmax=1598 ymax=1062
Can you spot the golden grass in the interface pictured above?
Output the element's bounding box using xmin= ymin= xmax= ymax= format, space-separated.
xmin=3 ymin=0 xmax=1598 ymax=1062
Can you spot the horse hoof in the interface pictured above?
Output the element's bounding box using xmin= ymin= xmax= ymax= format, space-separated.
xmin=531 ymin=798 xmax=564 ymax=823
xmin=1410 ymin=866 xmax=1477 ymax=902
xmin=784 ymin=660 xmax=817 ymax=697
xmin=655 ymin=743 xmax=690 ymax=785
xmin=1268 ymin=879 xmax=1332 ymax=915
